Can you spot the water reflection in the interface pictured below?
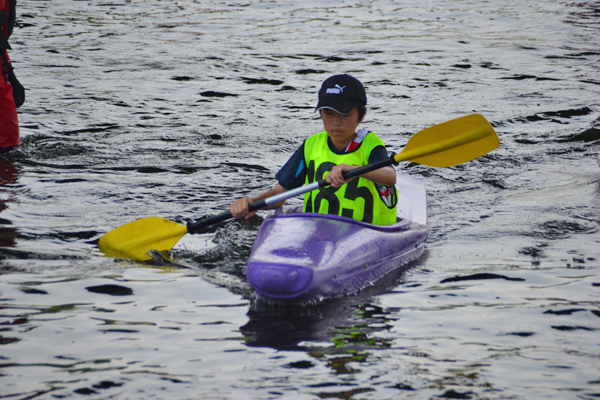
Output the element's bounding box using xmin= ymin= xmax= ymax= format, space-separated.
xmin=242 ymin=298 xmax=395 ymax=378
xmin=0 ymin=158 xmax=20 ymax=248
xmin=240 ymin=266 xmax=414 ymax=379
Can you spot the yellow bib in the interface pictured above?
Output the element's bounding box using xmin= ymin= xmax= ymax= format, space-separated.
xmin=303 ymin=131 xmax=397 ymax=225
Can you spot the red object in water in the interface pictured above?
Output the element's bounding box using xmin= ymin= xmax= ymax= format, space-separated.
xmin=0 ymin=62 xmax=20 ymax=149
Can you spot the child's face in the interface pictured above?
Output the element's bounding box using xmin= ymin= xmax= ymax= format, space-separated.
xmin=320 ymin=107 xmax=362 ymax=150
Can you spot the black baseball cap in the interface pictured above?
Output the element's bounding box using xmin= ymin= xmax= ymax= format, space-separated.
xmin=315 ymin=74 xmax=367 ymax=115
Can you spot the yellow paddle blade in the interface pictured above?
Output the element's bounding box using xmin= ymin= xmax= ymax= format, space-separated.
xmin=395 ymin=113 xmax=500 ymax=167
xmin=99 ymin=217 xmax=188 ymax=261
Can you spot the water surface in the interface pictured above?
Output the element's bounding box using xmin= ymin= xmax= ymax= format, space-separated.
xmin=1 ymin=1 xmax=599 ymax=399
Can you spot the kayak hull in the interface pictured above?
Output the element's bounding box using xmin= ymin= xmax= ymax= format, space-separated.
xmin=246 ymin=175 xmax=428 ymax=304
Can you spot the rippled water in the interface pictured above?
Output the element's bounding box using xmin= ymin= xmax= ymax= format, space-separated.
xmin=1 ymin=1 xmax=599 ymax=399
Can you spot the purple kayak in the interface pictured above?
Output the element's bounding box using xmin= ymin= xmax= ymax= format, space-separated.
xmin=246 ymin=175 xmax=428 ymax=304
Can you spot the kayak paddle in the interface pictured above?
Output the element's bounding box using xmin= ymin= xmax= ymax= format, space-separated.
xmin=99 ymin=113 xmax=499 ymax=261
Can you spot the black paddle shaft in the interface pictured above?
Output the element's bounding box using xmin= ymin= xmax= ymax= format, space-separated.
xmin=186 ymin=155 xmax=397 ymax=234
xmin=186 ymin=197 xmax=274 ymax=234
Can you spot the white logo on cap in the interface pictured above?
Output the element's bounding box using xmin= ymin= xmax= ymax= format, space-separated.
xmin=326 ymin=84 xmax=345 ymax=95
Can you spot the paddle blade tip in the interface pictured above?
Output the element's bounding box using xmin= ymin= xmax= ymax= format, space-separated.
xmin=396 ymin=113 xmax=500 ymax=168
xmin=99 ymin=217 xmax=188 ymax=261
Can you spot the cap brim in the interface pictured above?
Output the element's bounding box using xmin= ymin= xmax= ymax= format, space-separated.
xmin=314 ymin=99 xmax=359 ymax=115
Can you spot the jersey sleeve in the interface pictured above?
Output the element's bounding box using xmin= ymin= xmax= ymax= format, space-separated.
xmin=275 ymin=142 xmax=307 ymax=190
xmin=368 ymin=144 xmax=393 ymax=165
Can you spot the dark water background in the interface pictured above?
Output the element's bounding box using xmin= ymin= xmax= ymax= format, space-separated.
xmin=1 ymin=1 xmax=599 ymax=399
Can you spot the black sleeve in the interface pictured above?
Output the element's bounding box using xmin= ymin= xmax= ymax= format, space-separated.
xmin=275 ymin=142 xmax=307 ymax=190
xmin=368 ymin=145 xmax=393 ymax=165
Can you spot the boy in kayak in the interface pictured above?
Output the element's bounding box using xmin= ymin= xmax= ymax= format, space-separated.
xmin=230 ymin=74 xmax=398 ymax=225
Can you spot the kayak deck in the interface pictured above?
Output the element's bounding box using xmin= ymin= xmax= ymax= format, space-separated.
xmin=246 ymin=175 xmax=428 ymax=304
